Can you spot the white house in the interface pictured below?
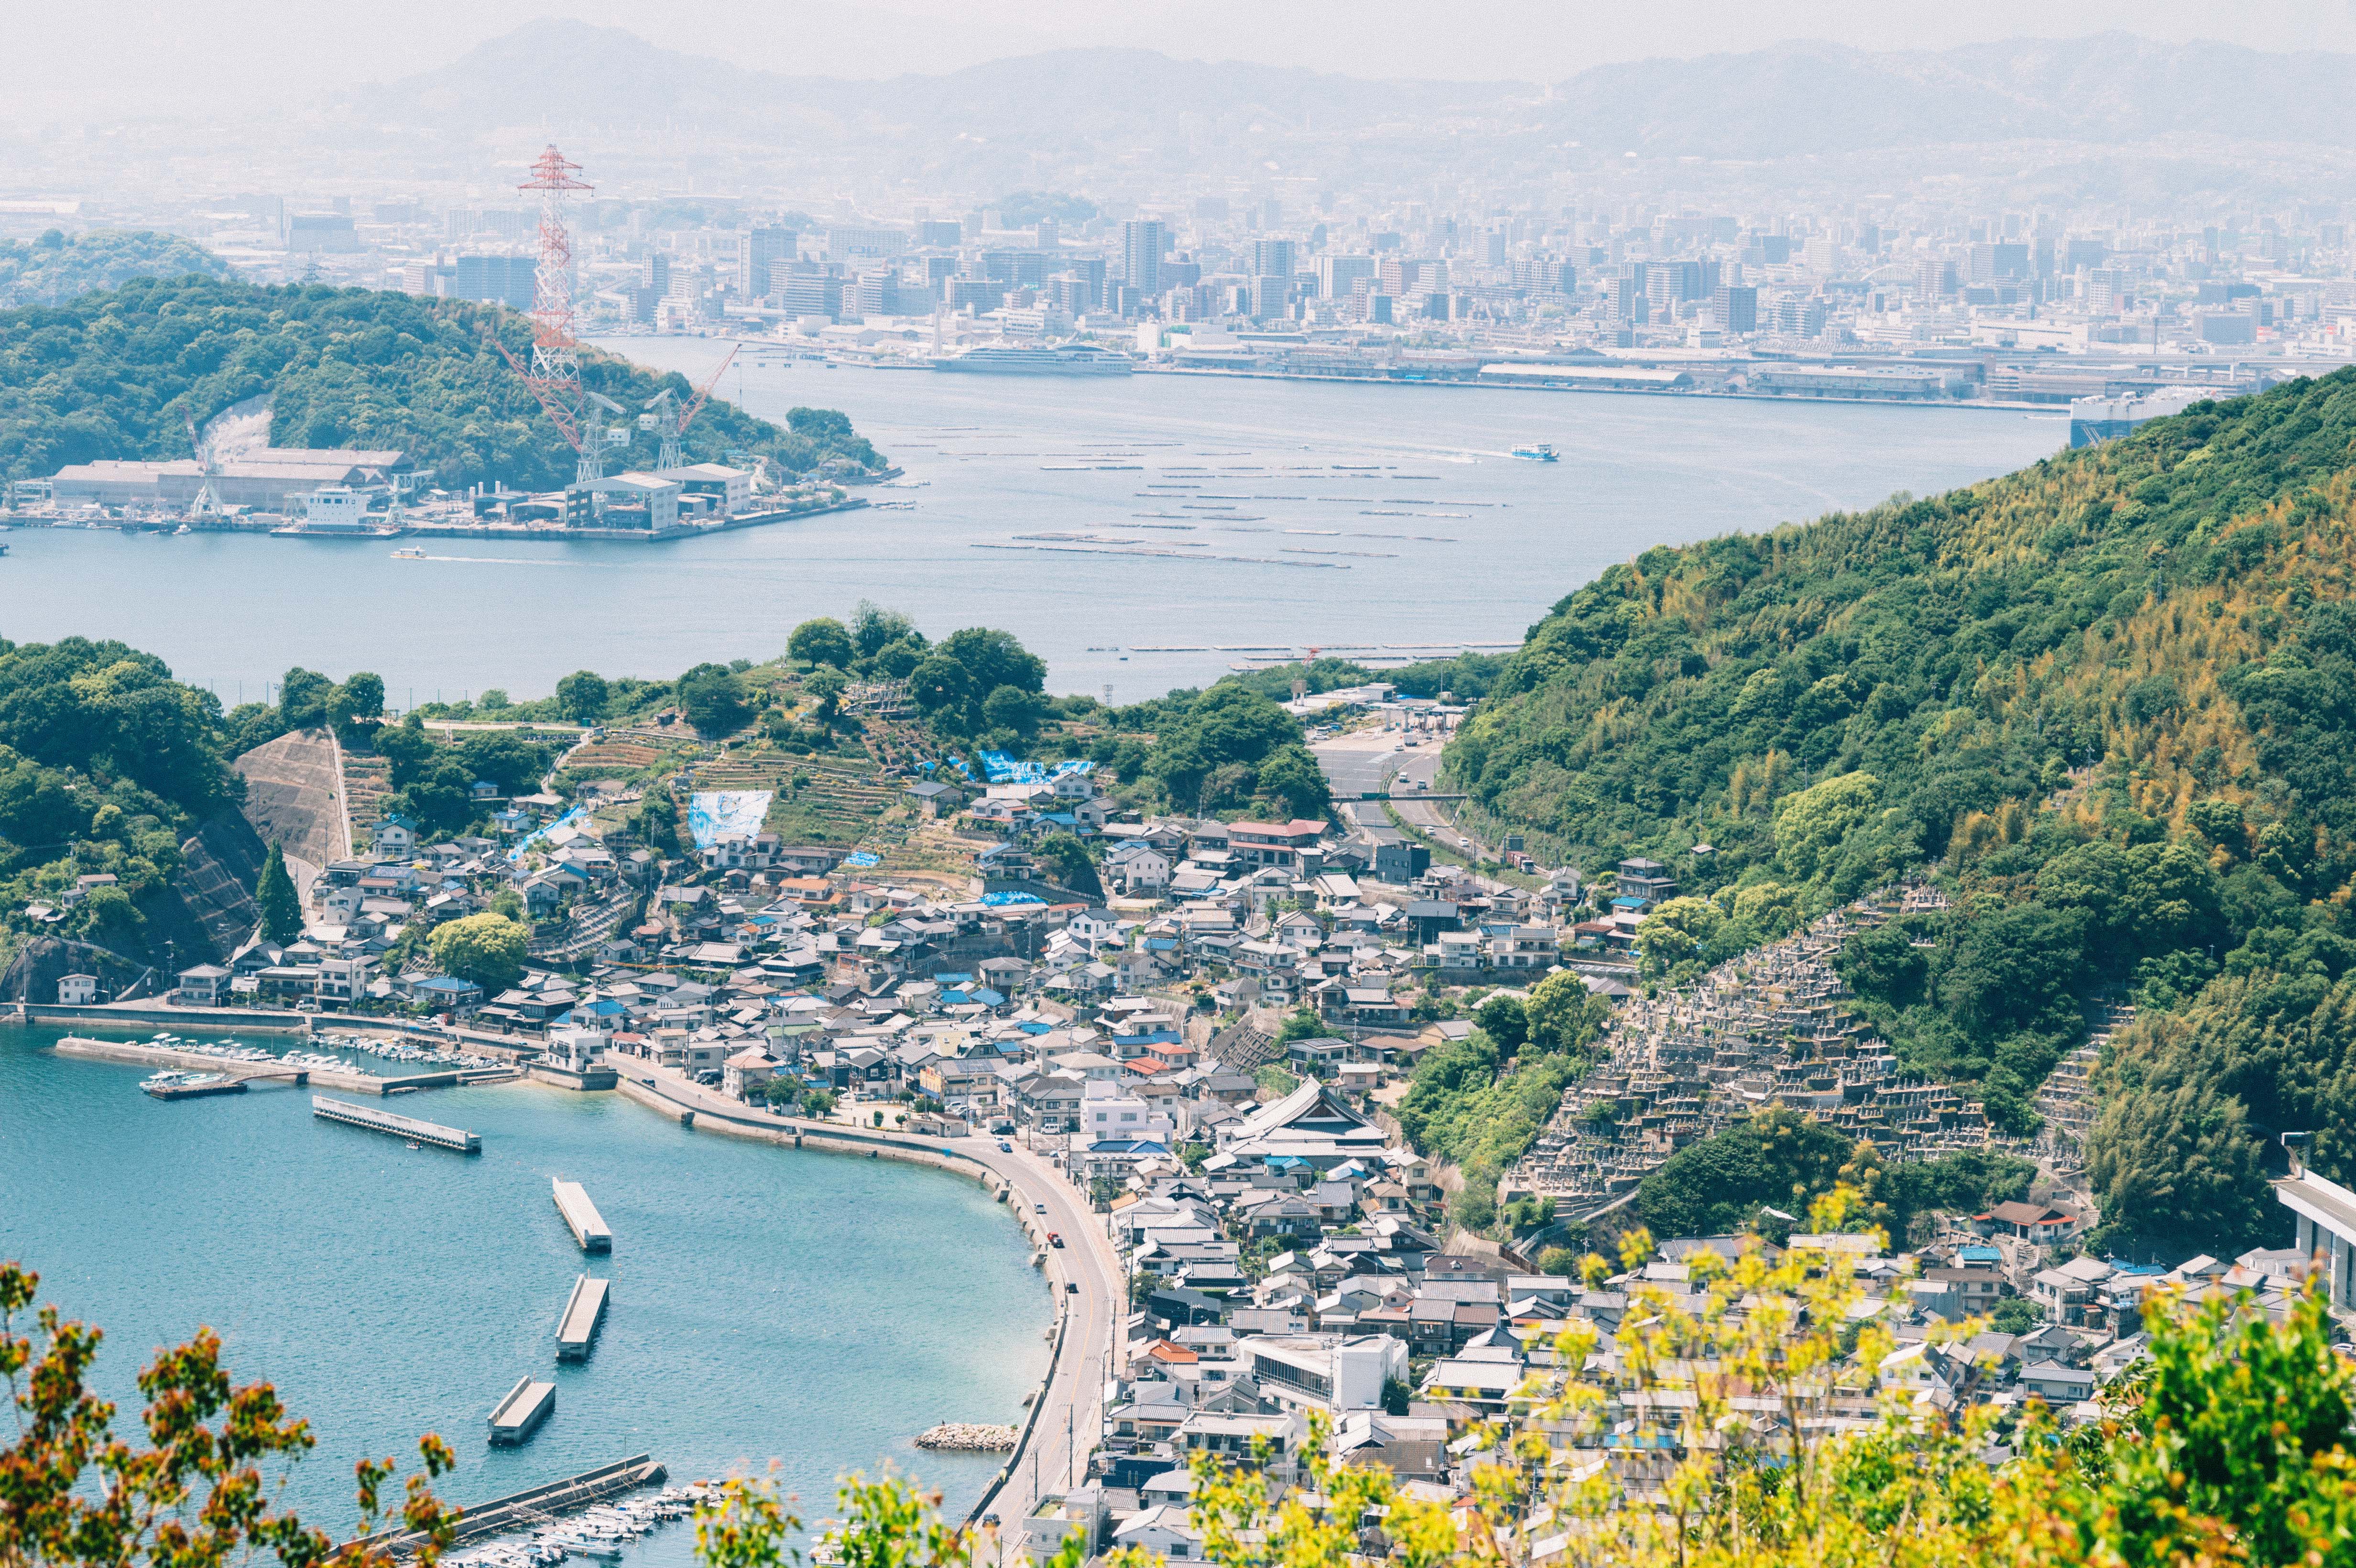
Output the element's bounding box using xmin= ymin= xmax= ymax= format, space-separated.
xmin=56 ymin=974 xmax=97 ymax=1005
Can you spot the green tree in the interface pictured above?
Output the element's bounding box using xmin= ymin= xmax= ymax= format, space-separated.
xmin=554 ymin=670 xmax=609 ymax=723
xmin=426 ymin=912 xmax=528 ymax=993
xmin=277 ymin=668 xmax=335 ymax=731
xmin=1636 ymin=895 xmax=1723 ymax=980
xmin=675 ymin=664 xmax=750 ymax=736
xmin=1523 ymin=968 xmax=1611 ymax=1055
xmin=72 ymin=884 xmax=144 ymax=946
xmin=633 ymin=792 xmax=681 ymax=853
xmin=908 ymin=653 xmax=971 ymax=717
xmin=255 ymin=843 xmax=302 ymax=944
xmin=850 ymin=600 xmax=919 ymax=660
xmin=374 ymin=715 xmax=436 ymax=784
xmin=1253 ymin=743 xmax=1331 ymax=820
xmin=980 ymin=684 xmax=1038 ymax=736
xmin=1634 ymin=1104 xmax=1857 ymax=1238
xmin=1771 ymin=770 xmax=1879 ymax=882
xmin=1033 ymin=832 xmax=1102 ymax=898
xmin=1476 ymin=992 xmax=1529 ymax=1053
xmin=788 ymin=618 xmax=855 ymax=669
xmin=936 ymin=627 xmax=1045 ymax=696
xmin=328 ymin=673 xmax=385 ymax=736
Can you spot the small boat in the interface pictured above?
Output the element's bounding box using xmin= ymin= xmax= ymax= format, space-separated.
xmin=390 ymin=545 xmax=427 ymax=560
xmin=1510 ymin=443 xmax=1559 ymax=462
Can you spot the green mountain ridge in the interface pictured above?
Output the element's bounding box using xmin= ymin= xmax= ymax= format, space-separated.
xmin=1448 ymin=369 xmax=2356 ymax=1256
xmin=0 ymin=229 xmax=230 ymax=309
xmin=0 ymin=273 xmax=880 ymax=491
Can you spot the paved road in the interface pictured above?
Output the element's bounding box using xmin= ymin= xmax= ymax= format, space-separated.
xmin=1313 ymin=730 xmax=1498 ymax=862
xmin=609 ymin=1067 xmax=1117 ymax=1554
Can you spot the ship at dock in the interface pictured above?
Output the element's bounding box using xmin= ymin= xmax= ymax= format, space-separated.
xmin=930 ymin=342 xmax=1135 ymax=375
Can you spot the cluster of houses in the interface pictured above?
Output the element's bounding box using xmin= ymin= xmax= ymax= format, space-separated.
xmin=38 ymin=729 xmax=2350 ymax=1541
xmin=1014 ymin=1083 xmax=2325 ymax=1557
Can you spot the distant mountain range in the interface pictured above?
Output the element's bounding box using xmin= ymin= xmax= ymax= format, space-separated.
xmin=319 ymin=23 xmax=2356 ymax=196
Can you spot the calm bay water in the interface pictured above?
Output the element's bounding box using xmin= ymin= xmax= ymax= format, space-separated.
xmin=0 ymin=1025 xmax=1051 ymax=1560
xmin=0 ymin=366 xmax=2066 ymax=701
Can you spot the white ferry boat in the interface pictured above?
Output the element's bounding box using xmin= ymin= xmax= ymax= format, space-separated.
xmin=933 ymin=343 xmax=1135 ymax=376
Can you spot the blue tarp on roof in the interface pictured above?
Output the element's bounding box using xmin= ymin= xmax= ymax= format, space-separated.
xmin=973 ymin=752 xmax=1096 ymax=785
xmin=844 ymin=850 xmax=881 ymax=868
xmin=507 ymin=806 xmax=588 ymax=863
xmin=981 ymin=891 xmax=1047 ymax=906
xmin=687 ymin=791 xmax=774 ymax=850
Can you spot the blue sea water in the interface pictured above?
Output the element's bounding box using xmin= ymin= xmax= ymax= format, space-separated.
xmin=0 ymin=1024 xmax=1051 ymax=1561
xmin=0 ymin=367 xmax=2066 ymax=704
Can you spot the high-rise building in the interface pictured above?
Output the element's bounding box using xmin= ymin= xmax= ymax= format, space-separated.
xmin=1613 ymin=262 xmax=1648 ymax=323
xmin=849 ymin=271 xmax=899 ymax=316
xmin=742 ymin=226 xmax=797 ymax=298
xmin=1251 ymin=238 xmax=1296 ymax=279
xmin=917 ymin=219 xmax=963 ymax=249
xmin=1711 ymin=283 xmax=1758 ymax=334
xmin=450 ymin=253 xmax=535 ymax=309
xmin=1122 ymin=220 xmax=1168 ymax=297
xmin=779 ymin=266 xmax=844 ymax=319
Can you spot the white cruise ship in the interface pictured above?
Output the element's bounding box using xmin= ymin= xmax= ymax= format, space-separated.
xmin=933 ymin=342 xmax=1135 ymax=376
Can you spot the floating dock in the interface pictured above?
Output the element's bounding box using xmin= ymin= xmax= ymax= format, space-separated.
xmin=312 ymin=1095 xmax=480 ymax=1153
xmin=487 ymin=1376 xmax=556 ymax=1445
xmin=556 ymin=1275 xmax=610 ymax=1362
xmin=552 ymin=1178 xmax=612 ymax=1252
xmin=144 ymin=1077 xmax=251 ymax=1100
xmin=353 ymin=1455 xmax=665 ymax=1556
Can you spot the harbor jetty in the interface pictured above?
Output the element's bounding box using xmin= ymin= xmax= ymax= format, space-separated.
xmin=487 ymin=1376 xmax=557 ymax=1445
xmin=556 ymin=1274 xmax=610 ymax=1362
xmin=914 ymin=1422 xmax=1019 ymax=1452
xmin=354 ymin=1455 xmax=666 ymax=1557
xmin=56 ymin=1035 xmax=375 ymax=1092
xmin=552 ymin=1177 xmax=613 ymax=1252
xmin=312 ymin=1095 xmax=481 ymax=1153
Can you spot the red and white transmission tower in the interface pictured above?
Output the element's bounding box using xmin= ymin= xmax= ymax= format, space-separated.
xmin=500 ymin=144 xmax=621 ymax=486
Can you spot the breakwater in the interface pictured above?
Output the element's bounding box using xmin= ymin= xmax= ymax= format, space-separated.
xmin=55 ymin=1034 xmax=377 ymax=1090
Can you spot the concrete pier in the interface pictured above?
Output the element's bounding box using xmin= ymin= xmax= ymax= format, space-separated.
xmin=487 ymin=1376 xmax=556 ymax=1445
xmin=353 ymin=1455 xmax=665 ymax=1557
xmin=556 ymin=1274 xmax=610 ymax=1362
xmin=56 ymin=1035 xmax=371 ymax=1090
xmin=312 ymin=1095 xmax=480 ymax=1153
xmin=552 ymin=1178 xmax=612 ymax=1252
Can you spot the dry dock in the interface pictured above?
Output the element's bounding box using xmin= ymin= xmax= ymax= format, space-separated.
xmin=312 ymin=1095 xmax=481 ymax=1153
xmin=552 ymin=1178 xmax=612 ymax=1252
xmin=556 ymin=1274 xmax=609 ymax=1362
xmin=487 ymin=1376 xmax=556 ymax=1445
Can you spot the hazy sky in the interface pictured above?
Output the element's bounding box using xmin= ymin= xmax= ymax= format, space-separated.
xmin=14 ymin=0 xmax=2356 ymax=120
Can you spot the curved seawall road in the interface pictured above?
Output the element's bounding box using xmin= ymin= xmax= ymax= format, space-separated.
xmin=611 ymin=1069 xmax=1116 ymax=1544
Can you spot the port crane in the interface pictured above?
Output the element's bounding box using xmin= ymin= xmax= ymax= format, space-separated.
xmin=641 ymin=344 xmax=739 ymax=472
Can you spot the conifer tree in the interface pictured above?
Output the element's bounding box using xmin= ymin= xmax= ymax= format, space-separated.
xmin=255 ymin=843 xmax=301 ymax=944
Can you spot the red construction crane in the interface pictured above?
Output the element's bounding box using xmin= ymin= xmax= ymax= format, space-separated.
xmin=646 ymin=343 xmax=739 ymax=471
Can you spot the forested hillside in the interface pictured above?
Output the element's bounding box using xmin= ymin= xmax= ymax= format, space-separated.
xmin=0 ymin=638 xmax=243 ymax=959
xmin=0 ymin=229 xmax=229 ymax=308
xmin=1448 ymin=370 xmax=2356 ymax=1257
xmin=0 ymin=274 xmax=882 ymax=490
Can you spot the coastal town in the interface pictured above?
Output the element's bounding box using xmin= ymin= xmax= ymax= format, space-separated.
xmin=11 ymin=667 xmax=2345 ymax=1567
